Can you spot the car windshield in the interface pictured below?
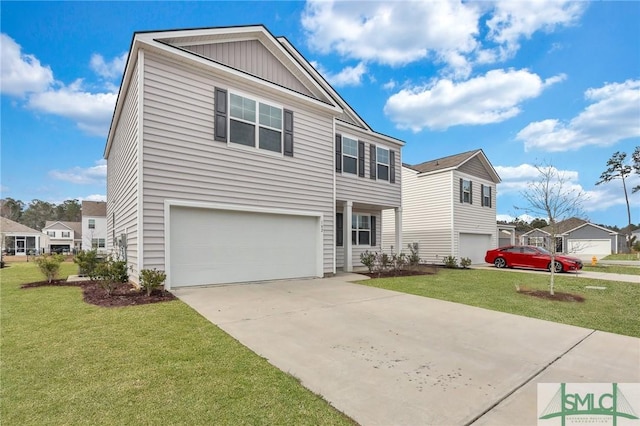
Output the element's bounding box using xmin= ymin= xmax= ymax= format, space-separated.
xmin=537 ymin=247 xmax=551 ymax=255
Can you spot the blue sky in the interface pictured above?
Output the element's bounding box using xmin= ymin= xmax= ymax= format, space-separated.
xmin=1 ymin=1 xmax=639 ymax=228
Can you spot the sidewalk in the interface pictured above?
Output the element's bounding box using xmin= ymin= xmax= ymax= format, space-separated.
xmin=474 ymin=264 xmax=640 ymax=283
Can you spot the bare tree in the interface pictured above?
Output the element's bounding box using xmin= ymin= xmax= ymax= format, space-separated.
xmin=596 ymin=150 xmax=635 ymax=251
xmin=517 ymin=162 xmax=586 ymax=295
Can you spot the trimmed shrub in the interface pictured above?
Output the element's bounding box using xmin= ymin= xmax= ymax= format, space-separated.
xmin=35 ymin=254 xmax=65 ymax=283
xmin=139 ymin=268 xmax=167 ymax=296
xmin=442 ymin=256 xmax=458 ymax=269
xmin=460 ymin=257 xmax=472 ymax=269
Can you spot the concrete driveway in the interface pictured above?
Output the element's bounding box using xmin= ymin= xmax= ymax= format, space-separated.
xmin=174 ymin=274 xmax=640 ymax=426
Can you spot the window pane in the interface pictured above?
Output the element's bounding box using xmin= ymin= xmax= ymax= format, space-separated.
xmin=463 ymin=180 xmax=471 ymax=192
xmin=259 ymin=127 xmax=282 ymax=153
xmin=352 ymin=230 xmax=357 ymax=245
xmin=359 ymin=230 xmax=370 ymax=245
xmin=343 ymin=138 xmax=358 ymax=157
xmin=359 ymin=215 xmax=369 ymax=229
xmin=343 ymin=156 xmax=357 ymax=174
xmin=259 ymin=103 xmax=282 ymax=129
xmin=377 ymin=164 xmax=389 ymax=181
xmin=230 ymin=119 xmax=255 ymax=147
xmin=352 ymin=215 xmax=357 ymax=229
xmin=230 ymin=94 xmax=255 ymax=122
xmin=376 ymin=147 xmax=389 ymax=164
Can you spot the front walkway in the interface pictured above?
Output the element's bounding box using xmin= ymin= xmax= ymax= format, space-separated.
xmin=174 ymin=275 xmax=639 ymax=425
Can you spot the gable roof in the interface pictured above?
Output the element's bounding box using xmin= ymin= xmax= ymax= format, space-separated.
xmin=43 ymin=221 xmax=83 ymax=237
xmin=523 ymin=217 xmax=618 ymax=236
xmin=0 ymin=217 xmax=43 ymax=235
xmin=105 ymin=25 xmax=348 ymax=158
xmin=82 ymin=201 xmax=107 ymax=217
xmin=404 ymin=149 xmax=500 ymax=182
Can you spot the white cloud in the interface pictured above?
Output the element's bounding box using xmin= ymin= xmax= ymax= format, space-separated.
xmin=495 ymin=163 xmax=580 ymax=195
xmin=311 ymin=61 xmax=367 ymax=87
xmin=383 ymin=80 xmax=397 ymax=91
xmin=517 ymin=79 xmax=640 ymax=152
xmin=0 ymin=33 xmax=54 ymax=96
xmin=49 ymin=159 xmax=107 ymax=185
xmin=90 ymin=52 xmax=127 ymax=80
xmin=81 ymin=194 xmax=107 ymax=202
xmin=497 ymin=213 xmax=540 ymax=223
xmin=27 ymin=80 xmax=116 ymax=136
xmin=384 ymin=69 xmax=565 ymax=131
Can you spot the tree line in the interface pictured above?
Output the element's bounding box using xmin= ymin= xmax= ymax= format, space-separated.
xmin=0 ymin=198 xmax=82 ymax=231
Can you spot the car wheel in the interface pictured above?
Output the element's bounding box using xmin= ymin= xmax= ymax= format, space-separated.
xmin=494 ymin=257 xmax=507 ymax=268
xmin=548 ymin=261 xmax=564 ymax=273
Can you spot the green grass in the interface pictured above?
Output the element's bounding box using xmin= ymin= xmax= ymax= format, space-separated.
xmin=1 ymin=262 xmax=353 ymax=426
xmin=582 ymin=264 xmax=640 ymax=275
xmin=602 ymin=253 xmax=640 ymax=261
xmin=358 ymin=269 xmax=640 ymax=338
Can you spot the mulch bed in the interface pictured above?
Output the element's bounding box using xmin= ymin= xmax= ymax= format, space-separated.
xmin=360 ymin=265 xmax=440 ymax=279
xmin=21 ymin=279 xmax=176 ymax=308
xmin=517 ymin=289 xmax=585 ymax=302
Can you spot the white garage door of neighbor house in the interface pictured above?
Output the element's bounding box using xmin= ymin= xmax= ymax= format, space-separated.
xmin=169 ymin=206 xmax=321 ymax=287
xmin=567 ymin=239 xmax=611 ymax=255
xmin=459 ymin=233 xmax=493 ymax=264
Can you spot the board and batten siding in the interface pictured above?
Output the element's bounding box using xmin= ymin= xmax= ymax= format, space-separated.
xmin=335 ymin=125 xmax=402 ymax=208
xmin=141 ymin=53 xmax=335 ymax=273
xmin=452 ymin=170 xmax=497 ymax=257
xmin=336 ymin=209 xmax=382 ymax=268
xmin=182 ymin=41 xmax=315 ymax=98
xmin=107 ymin=62 xmax=140 ymax=280
xmin=383 ymin=167 xmax=453 ymax=262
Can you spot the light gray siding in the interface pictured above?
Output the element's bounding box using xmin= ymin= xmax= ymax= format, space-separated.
xmin=452 ymin=170 xmax=497 ymax=258
xmin=141 ymin=52 xmax=335 ymax=273
xmin=458 ymin=156 xmax=494 ymax=182
xmin=335 ymin=125 xmax=402 ymax=208
xmin=567 ymin=225 xmax=617 ymax=252
xmin=182 ymin=41 xmax=314 ymax=97
xmin=107 ymin=63 xmax=140 ymax=279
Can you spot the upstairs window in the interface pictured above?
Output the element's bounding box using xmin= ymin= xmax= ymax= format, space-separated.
xmin=88 ymin=219 xmax=95 ymax=229
xmin=460 ymin=179 xmax=472 ymax=204
xmin=47 ymin=231 xmax=55 ymax=237
xmin=342 ymin=137 xmax=358 ymax=175
xmin=376 ymin=147 xmax=389 ymax=181
xmin=229 ymin=93 xmax=283 ymax=153
xmin=481 ymin=184 xmax=492 ymax=207
xmin=62 ymin=231 xmax=70 ymax=238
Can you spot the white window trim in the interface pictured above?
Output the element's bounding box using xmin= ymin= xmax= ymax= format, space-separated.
xmin=462 ymin=179 xmax=472 ymax=204
xmin=342 ymin=135 xmax=358 ymax=176
xmin=227 ymin=91 xmax=284 ymax=156
xmin=352 ymin=213 xmax=371 ymax=246
xmin=376 ymin=146 xmax=390 ymax=182
xmin=88 ymin=219 xmax=96 ymax=229
xmin=482 ymin=185 xmax=491 ymax=207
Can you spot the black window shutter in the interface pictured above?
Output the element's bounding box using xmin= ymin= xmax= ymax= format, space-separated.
xmin=488 ymin=186 xmax=492 ymax=208
xmin=214 ymin=87 xmax=227 ymax=142
xmin=283 ymin=109 xmax=294 ymax=157
xmin=335 ymin=134 xmax=342 ymax=173
xmin=390 ymin=151 xmax=396 ymax=183
xmin=336 ymin=213 xmax=343 ymax=247
xmin=358 ymin=141 xmax=365 ymax=177
xmin=370 ymin=144 xmax=377 ymax=179
xmin=460 ymin=178 xmax=464 ymax=203
xmin=469 ymin=181 xmax=473 ymax=204
xmin=481 ymin=184 xmax=485 ymax=207
xmin=371 ymin=215 xmax=377 ymax=246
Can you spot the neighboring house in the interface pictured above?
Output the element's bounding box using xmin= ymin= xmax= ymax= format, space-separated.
xmin=497 ymin=223 xmax=517 ymax=248
xmin=105 ymin=25 xmax=403 ymax=288
xmin=0 ymin=217 xmax=49 ymax=255
xmin=81 ymin=201 xmax=107 ymax=253
xmin=520 ymin=218 xmax=623 ymax=256
xmin=382 ymin=149 xmax=501 ymax=264
xmin=42 ymin=221 xmax=82 ymax=254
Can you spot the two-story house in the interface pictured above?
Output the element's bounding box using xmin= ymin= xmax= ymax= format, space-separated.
xmin=81 ymin=200 xmax=107 ymax=253
xmin=383 ymin=149 xmax=500 ymax=264
xmin=105 ymin=25 xmax=403 ymax=288
xmin=42 ymin=221 xmax=82 ymax=254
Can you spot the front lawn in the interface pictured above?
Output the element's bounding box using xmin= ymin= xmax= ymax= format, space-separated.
xmin=602 ymin=253 xmax=640 ymax=261
xmin=582 ymin=264 xmax=640 ymax=275
xmin=358 ymin=268 xmax=640 ymax=338
xmin=0 ymin=262 xmax=352 ymax=425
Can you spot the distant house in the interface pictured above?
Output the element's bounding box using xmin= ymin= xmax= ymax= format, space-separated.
xmin=81 ymin=201 xmax=107 ymax=252
xmin=520 ymin=218 xmax=623 ymax=256
xmin=42 ymin=221 xmax=82 ymax=254
xmin=104 ymin=25 xmax=403 ymax=288
xmin=383 ymin=149 xmax=501 ymax=264
xmin=0 ymin=217 xmax=49 ymax=255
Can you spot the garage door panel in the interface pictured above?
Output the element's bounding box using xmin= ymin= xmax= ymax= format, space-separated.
xmin=170 ymin=206 xmax=320 ymax=287
xmin=460 ymin=233 xmax=492 ymax=264
xmin=567 ymin=239 xmax=610 ymax=255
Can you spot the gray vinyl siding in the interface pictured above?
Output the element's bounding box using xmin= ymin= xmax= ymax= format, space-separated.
xmin=106 ymin=63 xmax=140 ymax=279
xmin=335 ymin=125 xmax=402 ymax=208
xmin=182 ymin=41 xmax=314 ymax=97
xmin=336 ymin=209 xmax=382 ymax=268
xmin=458 ymin=156 xmax=494 ymax=182
xmin=141 ymin=53 xmax=335 ymax=273
xmin=567 ymin=225 xmax=617 ymax=252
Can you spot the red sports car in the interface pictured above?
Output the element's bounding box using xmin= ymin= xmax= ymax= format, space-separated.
xmin=484 ymin=245 xmax=583 ymax=273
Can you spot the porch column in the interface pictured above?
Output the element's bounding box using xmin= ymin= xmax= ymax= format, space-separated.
xmin=343 ymin=201 xmax=353 ymax=272
xmin=395 ymin=207 xmax=402 ymax=253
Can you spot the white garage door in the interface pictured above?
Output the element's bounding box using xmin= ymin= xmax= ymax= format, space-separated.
xmin=567 ymin=239 xmax=610 ymax=255
xmin=169 ymin=206 xmax=321 ymax=287
xmin=459 ymin=233 xmax=493 ymax=264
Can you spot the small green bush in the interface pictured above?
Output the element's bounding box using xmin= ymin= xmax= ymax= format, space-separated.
xmin=360 ymin=251 xmax=376 ymax=273
xmin=442 ymin=256 xmax=458 ymax=269
xmin=407 ymin=243 xmax=420 ymax=267
xmin=139 ymin=268 xmax=167 ymax=296
xmin=35 ymin=254 xmax=65 ymax=283
xmin=460 ymin=257 xmax=472 ymax=269
xmin=95 ymin=255 xmax=129 ymax=295
xmin=73 ymin=250 xmax=101 ymax=279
